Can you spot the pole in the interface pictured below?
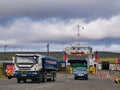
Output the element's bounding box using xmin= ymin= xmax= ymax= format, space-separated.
xmin=4 ymin=45 xmax=8 ymax=52
xmin=77 ymin=25 xmax=80 ymax=45
xmin=76 ymin=24 xmax=84 ymax=45
xmin=47 ymin=43 xmax=49 ymax=56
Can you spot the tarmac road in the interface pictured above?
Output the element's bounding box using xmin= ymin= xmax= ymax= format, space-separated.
xmin=0 ymin=73 xmax=120 ymax=90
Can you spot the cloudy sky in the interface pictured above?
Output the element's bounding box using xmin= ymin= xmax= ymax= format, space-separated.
xmin=0 ymin=0 xmax=120 ymax=52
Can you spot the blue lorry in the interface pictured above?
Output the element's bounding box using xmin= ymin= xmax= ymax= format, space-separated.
xmin=14 ymin=54 xmax=58 ymax=83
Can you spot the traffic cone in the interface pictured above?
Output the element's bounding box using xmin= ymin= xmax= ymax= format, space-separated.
xmin=113 ymin=75 xmax=118 ymax=83
xmin=105 ymin=74 xmax=109 ymax=79
xmin=95 ymin=72 xmax=98 ymax=77
xmin=114 ymin=75 xmax=116 ymax=81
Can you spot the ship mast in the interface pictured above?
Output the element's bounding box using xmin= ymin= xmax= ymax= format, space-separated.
xmin=76 ymin=25 xmax=80 ymax=45
xmin=76 ymin=24 xmax=84 ymax=45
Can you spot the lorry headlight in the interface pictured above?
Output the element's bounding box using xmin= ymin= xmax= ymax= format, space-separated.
xmin=15 ymin=71 xmax=19 ymax=74
xmin=33 ymin=72 xmax=38 ymax=74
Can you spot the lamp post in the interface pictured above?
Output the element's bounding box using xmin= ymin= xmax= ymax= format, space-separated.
xmin=47 ymin=43 xmax=49 ymax=56
xmin=4 ymin=45 xmax=8 ymax=52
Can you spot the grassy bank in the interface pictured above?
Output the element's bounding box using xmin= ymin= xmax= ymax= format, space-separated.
xmin=99 ymin=58 xmax=117 ymax=63
xmin=0 ymin=71 xmax=6 ymax=78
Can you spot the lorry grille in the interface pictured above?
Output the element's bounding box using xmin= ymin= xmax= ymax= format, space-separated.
xmin=20 ymin=71 xmax=28 ymax=75
xmin=19 ymin=68 xmax=31 ymax=71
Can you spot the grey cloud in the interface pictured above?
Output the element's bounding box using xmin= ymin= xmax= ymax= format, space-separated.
xmin=0 ymin=0 xmax=120 ymax=22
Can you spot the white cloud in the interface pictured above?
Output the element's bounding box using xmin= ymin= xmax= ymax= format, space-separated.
xmin=83 ymin=15 xmax=120 ymax=39
xmin=0 ymin=15 xmax=120 ymax=51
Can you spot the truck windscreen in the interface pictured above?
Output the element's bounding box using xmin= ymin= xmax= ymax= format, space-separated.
xmin=15 ymin=56 xmax=38 ymax=64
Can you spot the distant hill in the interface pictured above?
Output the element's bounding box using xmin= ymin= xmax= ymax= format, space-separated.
xmin=0 ymin=51 xmax=120 ymax=60
xmin=97 ymin=51 xmax=120 ymax=58
xmin=0 ymin=52 xmax=64 ymax=60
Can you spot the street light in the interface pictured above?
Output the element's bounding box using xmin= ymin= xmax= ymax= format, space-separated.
xmin=4 ymin=45 xmax=8 ymax=52
xmin=47 ymin=43 xmax=49 ymax=56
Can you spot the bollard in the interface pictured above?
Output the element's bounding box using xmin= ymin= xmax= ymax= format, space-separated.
xmin=104 ymin=74 xmax=109 ymax=79
xmin=69 ymin=67 xmax=72 ymax=74
xmin=114 ymin=75 xmax=116 ymax=81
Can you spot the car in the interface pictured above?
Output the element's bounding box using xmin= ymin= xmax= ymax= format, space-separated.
xmin=74 ymin=67 xmax=88 ymax=80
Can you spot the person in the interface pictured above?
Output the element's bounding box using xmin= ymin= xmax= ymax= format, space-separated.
xmin=89 ymin=66 xmax=93 ymax=74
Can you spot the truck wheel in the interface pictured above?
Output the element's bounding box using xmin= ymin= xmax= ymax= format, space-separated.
xmin=42 ymin=78 xmax=47 ymax=82
xmin=23 ymin=79 xmax=26 ymax=83
xmin=17 ymin=78 xmax=21 ymax=83
xmin=42 ymin=73 xmax=47 ymax=82
xmin=49 ymin=74 xmax=53 ymax=82
xmin=52 ymin=74 xmax=55 ymax=81
xmin=38 ymin=78 xmax=42 ymax=83
xmin=42 ymin=75 xmax=47 ymax=82
xmin=74 ymin=77 xmax=77 ymax=80
xmin=85 ymin=77 xmax=88 ymax=80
